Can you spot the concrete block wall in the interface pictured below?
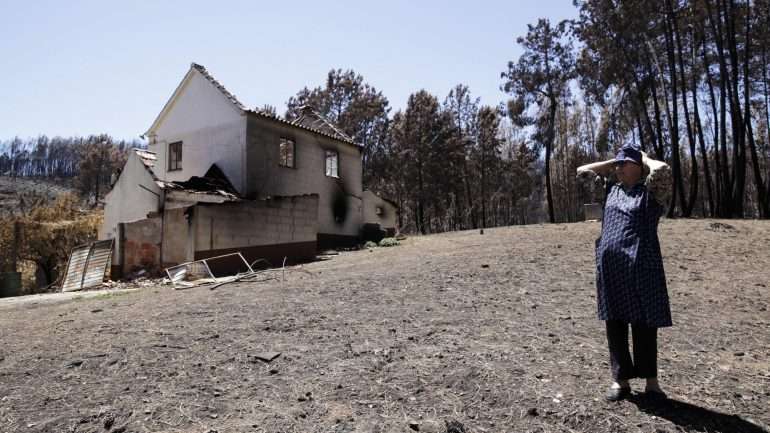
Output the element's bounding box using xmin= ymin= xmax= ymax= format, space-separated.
xmin=194 ymin=195 xmax=319 ymax=252
xmin=161 ymin=207 xmax=189 ymax=266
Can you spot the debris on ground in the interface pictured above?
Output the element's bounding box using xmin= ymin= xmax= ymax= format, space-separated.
xmin=165 ymin=252 xmax=257 ymax=290
xmin=708 ymin=222 xmax=737 ymax=232
xmin=444 ymin=420 xmax=466 ymax=433
xmin=252 ymin=352 xmax=281 ymax=363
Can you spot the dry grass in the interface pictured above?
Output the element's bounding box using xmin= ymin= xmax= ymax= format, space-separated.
xmin=0 ymin=190 xmax=100 ymax=293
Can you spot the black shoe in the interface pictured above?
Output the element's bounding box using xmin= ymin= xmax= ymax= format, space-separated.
xmin=605 ymin=386 xmax=631 ymax=402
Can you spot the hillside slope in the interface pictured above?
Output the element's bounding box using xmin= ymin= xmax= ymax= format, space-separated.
xmin=0 ymin=175 xmax=76 ymax=215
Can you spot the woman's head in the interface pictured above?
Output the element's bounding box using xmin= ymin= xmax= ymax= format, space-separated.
xmin=615 ymin=160 xmax=643 ymax=186
xmin=614 ymin=144 xmax=644 ymax=186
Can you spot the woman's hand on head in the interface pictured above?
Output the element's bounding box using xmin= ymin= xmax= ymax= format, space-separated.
xmin=641 ymin=151 xmax=667 ymax=171
xmin=645 ymin=157 xmax=673 ymax=209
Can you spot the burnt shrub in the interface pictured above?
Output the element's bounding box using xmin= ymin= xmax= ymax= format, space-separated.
xmin=361 ymin=223 xmax=386 ymax=243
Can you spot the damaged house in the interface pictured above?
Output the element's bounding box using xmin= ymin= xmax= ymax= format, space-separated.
xmin=99 ymin=63 xmax=397 ymax=277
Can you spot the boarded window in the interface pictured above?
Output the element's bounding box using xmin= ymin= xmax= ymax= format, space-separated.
xmin=279 ymin=138 xmax=295 ymax=168
xmin=169 ymin=141 xmax=183 ymax=171
xmin=325 ymin=150 xmax=338 ymax=178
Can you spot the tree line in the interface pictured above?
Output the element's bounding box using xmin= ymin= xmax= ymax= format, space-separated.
xmin=573 ymin=0 xmax=770 ymax=218
xmin=287 ymin=0 xmax=770 ymax=229
xmin=283 ymin=62 xmax=596 ymax=231
xmin=287 ymin=73 xmax=546 ymax=233
xmin=0 ymin=135 xmax=138 ymax=205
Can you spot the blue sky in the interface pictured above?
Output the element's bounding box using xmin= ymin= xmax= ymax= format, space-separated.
xmin=0 ymin=1 xmax=577 ymax=141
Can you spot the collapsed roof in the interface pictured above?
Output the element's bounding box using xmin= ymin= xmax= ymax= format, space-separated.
xmin=132 ymin=149 xmax=240 ymax=202
xmin=159 ymin=164 xmax=240 ymax=202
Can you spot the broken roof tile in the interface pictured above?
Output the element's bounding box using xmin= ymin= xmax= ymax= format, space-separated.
xmin=290 ymin=106 xmax=354 ymax=143
xmin=135 ymin=149 xmax=157 ymax=167
xmin=133 ymin=148 xmax=160 ymax=181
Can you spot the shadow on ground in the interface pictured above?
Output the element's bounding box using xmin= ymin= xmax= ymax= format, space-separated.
xmin=629 ymin=395 xmax=769 ymax=433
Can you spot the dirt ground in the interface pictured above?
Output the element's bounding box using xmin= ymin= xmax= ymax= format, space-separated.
xmin=1 ymin=219 xmax=768 ymax=433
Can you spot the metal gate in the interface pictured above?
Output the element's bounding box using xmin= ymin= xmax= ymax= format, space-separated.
xmin=61 ymin=239 xmax=114 ymax=292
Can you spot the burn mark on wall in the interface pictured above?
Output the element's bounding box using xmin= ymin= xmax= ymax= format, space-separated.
xmin=332 ymin=188 xmax=348 ymax=225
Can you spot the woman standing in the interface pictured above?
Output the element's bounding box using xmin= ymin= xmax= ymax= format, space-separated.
xmin=577 ymin=144 xmax=673 ymax=402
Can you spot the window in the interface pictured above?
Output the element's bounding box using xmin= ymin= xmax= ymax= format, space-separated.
xmin=325 ymin=150 xmax=338 ymax=178
xmin=168 ymin=141 xmax=182 ymax=171
xmin=279 ymin=138 xmax=295 ymax=168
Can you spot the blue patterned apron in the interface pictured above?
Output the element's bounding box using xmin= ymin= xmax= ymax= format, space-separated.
xmin=596 ymin=182 xmax=672 ymax=328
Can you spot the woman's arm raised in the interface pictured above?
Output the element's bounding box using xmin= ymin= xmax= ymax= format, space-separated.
xmin=577 ymin=159 xmax=616 ymax=177
xmin=642 ymin=152 xmax=672 ymax=210
xmin=576 ymin=158 xmax=616 ymax=204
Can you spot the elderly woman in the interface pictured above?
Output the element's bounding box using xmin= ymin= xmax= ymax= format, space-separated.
xmin=577 ymin=144 xmax=673 ymax=402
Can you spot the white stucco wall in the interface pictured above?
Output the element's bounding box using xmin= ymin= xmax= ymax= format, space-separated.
xmin=99 ymin=151 xmax=161 ymax=263
xmin=147 ymin=69 xmax=247 ymax=193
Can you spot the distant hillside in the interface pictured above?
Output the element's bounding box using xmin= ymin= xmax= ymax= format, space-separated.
xmin=0 ymin=176 xmax=77 ymax=216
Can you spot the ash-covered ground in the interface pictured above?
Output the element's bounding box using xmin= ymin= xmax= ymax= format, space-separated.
xmin=1 ymin=219 xmax=768 ymax=433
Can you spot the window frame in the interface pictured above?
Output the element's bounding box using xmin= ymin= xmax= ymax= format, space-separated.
xmin=324 ymin=149 xmax=339 ymax=178
xmin=278 ymin=138 xmax=295 ymax=168
xmin=168 ymin=141 xmax=183 ymax=171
